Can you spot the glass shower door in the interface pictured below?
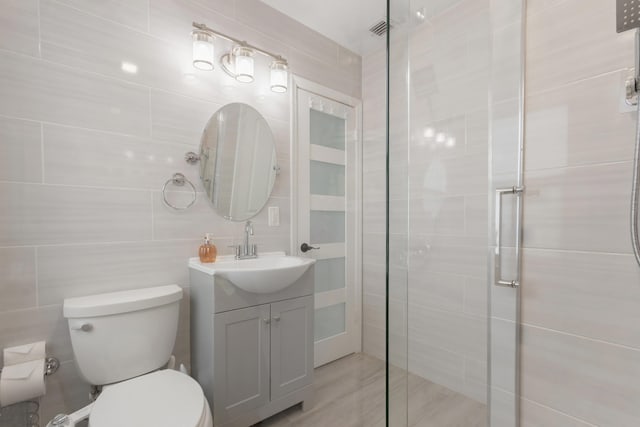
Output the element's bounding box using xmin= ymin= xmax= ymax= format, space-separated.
xmin=385 ymin=0 xmax=525 ymax=425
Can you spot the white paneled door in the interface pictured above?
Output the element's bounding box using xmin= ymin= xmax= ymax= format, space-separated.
xmin=293 ymin=79 xmax=361 ymax=368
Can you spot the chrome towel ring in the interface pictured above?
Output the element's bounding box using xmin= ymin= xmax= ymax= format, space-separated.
xmin=162 ymin=173 xmax=197 ymax=210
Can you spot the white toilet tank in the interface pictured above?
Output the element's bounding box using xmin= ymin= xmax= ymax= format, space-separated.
xmin=63 ymin=285 xmax=183 ymax=386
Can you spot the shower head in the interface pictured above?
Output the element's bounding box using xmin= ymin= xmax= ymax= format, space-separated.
xmin=617 ymin=0 xmax=640 ymax=33
xmin=616 ymin=1 xmax=640 ymax=85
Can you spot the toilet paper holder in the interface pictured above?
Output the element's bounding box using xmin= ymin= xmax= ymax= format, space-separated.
xmin=0 ymin=356 xmax=59 ymax=377
xmin=44 ymin=357 xmax=59 ymax=377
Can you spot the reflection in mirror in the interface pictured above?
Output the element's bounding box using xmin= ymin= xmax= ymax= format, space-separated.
xmin=199 ymin=103 xmax=277 ymax=221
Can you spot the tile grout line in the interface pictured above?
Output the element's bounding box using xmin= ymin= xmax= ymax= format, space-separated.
xmin=36 ymin=0 xmax=42 ymax=58
xmin=0 ymin=302 xmax=62 ymax=316
xmin=150 ymin=191 xmax=155 ymax=241
xmin=520 ymin=396 xmax=599 ymax=427
xmin=522 ymin=246 xmax=640 ymax=257
xmin=0 ymin=112 xmax=202 ymax=151
xmin=0 ymin=238 xmax=224 ymax=250
xmin=38 ymin=2 xmax=353 ymax=101
xmin=34 ymin=246 xmax=39 ymax=308
xmin=521 ymin=322 xmax=640 ymax=353
xmin=0 ymin=47 xmax=290 ymax=125
xmin=146 ymin=0 xmax=150 ymax=34
xmin=524 ymin=159 xmax=633 ymax=174
xmin=39 ymin=122 xmax=45 ymax=182
xmin=525 ymin=0 xmax=572 ymax=20
xmin=148 ymin=89 xmax=152 ymax=140
xmin=526 ymin=68 xmax=630 ymax=98
xmin=0 ymin=178 xmax=292 ymax=197
xmin=0 ymin=180 xmax=197 ymax=193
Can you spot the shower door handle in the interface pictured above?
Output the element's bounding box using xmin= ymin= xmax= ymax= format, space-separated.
xmin=494 ymin=186 xmax=524 ymax=288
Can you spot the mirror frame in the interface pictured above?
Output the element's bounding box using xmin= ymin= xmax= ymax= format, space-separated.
xmin=199 ymin=102 xmax=278 ymax=221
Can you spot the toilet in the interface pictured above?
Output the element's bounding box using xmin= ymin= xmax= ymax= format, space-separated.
xmin=48 ymin=285 xmax=212 ymax=427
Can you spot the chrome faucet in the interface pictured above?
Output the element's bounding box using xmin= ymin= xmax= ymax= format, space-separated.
xmin=231 ymin=220 xmax=258 ymax=259
xmin=244 ymin=220 xmax=253 ymax=252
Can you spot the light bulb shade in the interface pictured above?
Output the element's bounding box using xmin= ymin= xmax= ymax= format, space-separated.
xmin=234 ymin=47 xmax=254 ymax=83
xmin=270 ymin=60 xmax=288 ymax=93
xmin=192 ymin=31 xmax=214 ymax=71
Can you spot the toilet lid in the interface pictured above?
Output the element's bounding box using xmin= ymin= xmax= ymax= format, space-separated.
xmin=90 ymin=370 xmax=206 ymax=427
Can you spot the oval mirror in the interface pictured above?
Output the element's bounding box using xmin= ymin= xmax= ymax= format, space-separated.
xmin=199 ymin=103 xmax=277 ymax=221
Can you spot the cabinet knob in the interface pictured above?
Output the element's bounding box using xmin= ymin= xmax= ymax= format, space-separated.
xmin=263 ymin=318 xmax=271 ymax=324
xmin=273 ymin=315 xmax=281 ymax=322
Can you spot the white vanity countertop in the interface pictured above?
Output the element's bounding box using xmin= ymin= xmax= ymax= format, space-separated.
xmin=188 ymin=251 xmax=315 ymax=294
xmin=188 ymin=251 xmax=288 ymax=276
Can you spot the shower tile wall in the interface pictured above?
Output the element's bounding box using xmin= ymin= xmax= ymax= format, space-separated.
xmin=361 ymin=35 xmax=410 ymax=371
xmin=520 ymin=0 xmax=640 ymax=425
xmin=362 ymin=45 xmax=388 ymax=360
xmin=0 ymin=0 xmax=360 ymax=421
xmin=406 ymin=0 xmax=491 ymax=405
xmin=364 ymin=0 xmax=640 ymax=425
xmin=362 ymin=0 xmax=492 ymax=406
xmin=362 ymin=25 xmax=411 ymax=424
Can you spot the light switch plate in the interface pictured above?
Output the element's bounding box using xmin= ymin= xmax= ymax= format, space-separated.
xmin=268 ymin=206 xmax=280 ymax=226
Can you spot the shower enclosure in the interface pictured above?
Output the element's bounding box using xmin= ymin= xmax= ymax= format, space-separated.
xmin=383 ymin=0 xmax=526 ymax=425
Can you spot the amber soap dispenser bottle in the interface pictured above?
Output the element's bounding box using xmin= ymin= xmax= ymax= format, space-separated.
xmin=198 ymin=233 xmax=217 ymax=263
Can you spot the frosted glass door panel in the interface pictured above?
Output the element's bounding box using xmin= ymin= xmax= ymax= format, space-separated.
xmin=297 ymin=87 xmax=359 ymax=368
xmin=314 ymin=303 xmax=346 ymax=341
xmin=310 ymin=211 xmax=345 ymax=244
xmin=314 ymin=257 xmax=346 ymax=293
xmin=310 ymin=161 xmax=345 ymax=196
xmin=310 ymin=109 xmax=345 ymax=150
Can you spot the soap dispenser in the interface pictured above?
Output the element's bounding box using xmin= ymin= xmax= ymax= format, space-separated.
xmin=198 ymin=233 xmax=217 ymax=263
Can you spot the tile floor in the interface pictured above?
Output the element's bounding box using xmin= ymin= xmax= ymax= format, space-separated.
xmin=256 ymin=353 xmax=486 ymax=427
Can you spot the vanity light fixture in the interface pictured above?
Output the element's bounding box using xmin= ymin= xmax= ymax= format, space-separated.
xmin=233 ymin=46 xmax=255 ymax=83
xmin=270 ymin=59 xmax=288 ymax=93
xmin=192 ymin=30 xmax=214 ymax=71
xmin=191 ymin=22 xmax=289 ymax=92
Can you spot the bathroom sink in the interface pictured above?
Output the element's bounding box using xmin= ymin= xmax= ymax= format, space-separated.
xmin=189 ymin=252 xmax=316 ymax=294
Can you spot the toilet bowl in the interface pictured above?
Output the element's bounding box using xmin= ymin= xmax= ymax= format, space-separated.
xmin=89 ymin=369 xmax=212 ymax=427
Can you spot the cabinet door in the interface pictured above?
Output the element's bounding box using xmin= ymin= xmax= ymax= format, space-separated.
xmin=213 ymin=304 xmax=270 ymax=424
xmin=270 ymin=295 xmax=314 ymax=399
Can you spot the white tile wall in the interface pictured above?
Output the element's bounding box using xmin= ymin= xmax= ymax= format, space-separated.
xmin=0 ymin=0 xmax=40 ymax=57
xmin=0 ymin=116 xmax=42 ymax=183
xmin=361 ymin=31 xmax=387 ymax=366
xmin=364 ymin=1 xmax=640 ymax=426
xmin=520 ymin=0 xmax=640 ymax=424
xmin=402 ymin=0 xmax=492 ymax=396
xmin=0 ymin=247 xmax=37 ymax=312
xmin=53 ymin=0 xmax=151 ymax=32
xmin=361 ymin=0 xmax=491 ymax=406
xmin=0 ymin=51 xmax=151 ymax=136
xmin=520 ymin=398 xmax=597 ymax=427
xmin=363 ymin=0 xmax=640 ymax=427
xmin=0 ymin=0 xmax=361 ymax=422
xmin=521 ymin=325 xmax=640 ymax=425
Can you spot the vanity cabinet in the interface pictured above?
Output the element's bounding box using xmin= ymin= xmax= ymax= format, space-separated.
xmin=213 ymin=296 xmax=313 ymax=424
xmin=269 ymin=296 xmax=313 ymax=399
xmin=213 ymin=304 xmax=270 ymax=421
xmin=189 ymin=262 xmax=315 ymax=427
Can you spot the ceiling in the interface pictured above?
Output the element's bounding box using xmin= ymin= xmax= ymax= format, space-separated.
xmin=260 ymin=0 xmax=387 ymax=55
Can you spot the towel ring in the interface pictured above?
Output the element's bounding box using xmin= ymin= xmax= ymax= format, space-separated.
xmin=162 ymin=173 xmax=197 ymax=210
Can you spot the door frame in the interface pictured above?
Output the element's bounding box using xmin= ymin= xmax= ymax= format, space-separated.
xmin=289 ymin=75 xmax=363 ymax=364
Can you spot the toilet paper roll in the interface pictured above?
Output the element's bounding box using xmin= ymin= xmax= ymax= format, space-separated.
xmin=0 ymin=359 xmax=46 ymax=407
xmin=3 ymin=341 xmax=46 ymax=366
